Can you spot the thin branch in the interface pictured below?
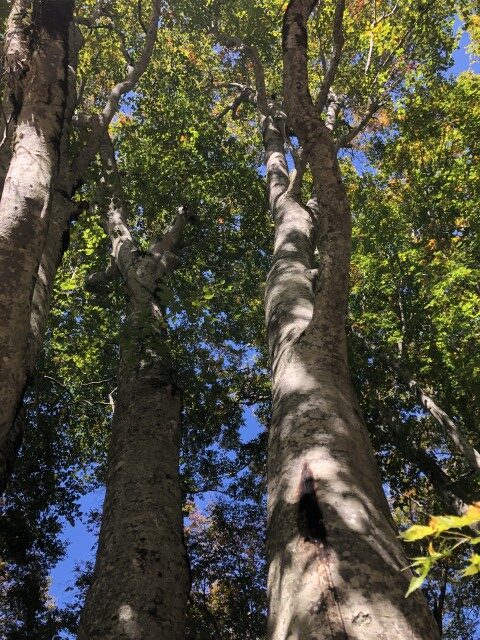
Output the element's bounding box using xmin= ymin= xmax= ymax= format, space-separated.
xmin=213 ymin=31 xmax=268 ymax=114
xmin=216 ymin=84 xmax=256 ymax=120
xmin=75 ymin=0 xmax=108 ymax=27
xmin=364 ymin=1 xmax=399 ymax=74
xmin=382 ymin=414 xmax=470 ymax=517
xmin=137 ymin=0 xmax=148 ymax=33
xmin=354 ymin=329 xmax=480 ymax=476
xmin=316 ymin=0 xmax=346 ymax=110
xmin=79 ymin=378 xmax=115 ymax=387
xmin=43 ymin=375 xmax=113 ymax=408
xmin=72 ymin=0 xmax=161 ymax=185
xmin=336 ymin=98 xmax=380 ymax=148
xmin=98 ymin=131 xmax=193 ymax=286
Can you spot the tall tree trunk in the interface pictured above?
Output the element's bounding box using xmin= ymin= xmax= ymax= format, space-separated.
xmin=0 ymin=92 xmax=15 ymax=197
xmin=263 ymin=3 xmax=440 ymax=637
xmin=77 ymin=319 xmax=189 ymax=640
xmin=0 ymin=0 xmax=74 ymax=487
xmin=77 ymin=137 xmax=190 ymax=639
xmin=0 ymin=2 xmax=160 ymax=491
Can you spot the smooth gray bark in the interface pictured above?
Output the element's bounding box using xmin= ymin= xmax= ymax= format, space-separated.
xmin=77 ymin=137 xmax=190 ymax=639
xmin=0 ymin=0 xmax=74 ymax=488
xmin=0 ymin=1 xmax=161 ymax=490
xmin=262 ymin=3 xmax=440 ymax=638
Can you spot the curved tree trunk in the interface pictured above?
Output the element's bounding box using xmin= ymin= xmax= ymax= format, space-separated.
xmin=0 ymin=1 xmax=160 ymax=491
xmin=264 ymin=3 xmax=440 ymax=637
xmin=0 ymin=0 xmax=74 ymax=487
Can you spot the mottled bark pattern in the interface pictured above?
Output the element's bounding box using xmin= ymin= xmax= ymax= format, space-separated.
xmin=264 ymin=2 xmax=440 ymax=638
xmin=77 ymin=138 xmax=190 ymax=639
xmin=0 ymin=0 xmax=73 ymax=488
xmin=77 ymin=343 xmax=189 ymax=640
xmin=0 ymin=0 xmax=159 ymax=490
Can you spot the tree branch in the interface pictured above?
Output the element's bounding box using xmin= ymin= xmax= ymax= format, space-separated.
xmin=382 ymin=415 xmax=471 ymax=517
xmin=149 ymin=205 xmax=193 ymax=259
xmin=283 ymin=0 xmax=320 ymax=128
xmin=316 ymin=0 xmax=346 ymax=110
xmin=71 ymin=0 xmax=161 ymax=184
xmin=354 ymin=329 xmax=480 ymax=476
xmin=98 ymin=132 xmax=193 ymax=287
xmin=336 ymin=98 xmax=380 ymax=148
xmin=216 ymin=84 xmax=256 ymax=120
xmin=213 ymin=31 xmax=268 ymax=114
xmin=325 ymin=90 xmax=342 ymax=131
xmin=287 ymin=145 xmax=306 ymax=197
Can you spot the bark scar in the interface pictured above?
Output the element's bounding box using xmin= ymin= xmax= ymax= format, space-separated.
xmin=297 ymin=463 xmax=349 ymax=639
xmin=297 ymin=462 xmax=327 ymax=543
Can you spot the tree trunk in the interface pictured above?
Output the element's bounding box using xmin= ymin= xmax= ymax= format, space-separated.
xmin=0 ymin=0 xmax=73 ymax=487
xmin=0 ymin=3 xmax=160 ymax=492
xmin=77 ymin=138 xmax=190 ymax=639
xmin=262 ymin=4 xmax=440 ymax=634
xmin=77 ymin=334 xmax=189 ymax=640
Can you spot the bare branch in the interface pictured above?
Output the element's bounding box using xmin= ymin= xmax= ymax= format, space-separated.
xmin=354 ymin=329 xmax=480 ymax=476
xmin=216 ymin=84 xmax=256 ymax=119
xmin=213 ymin=31 xmax=268 ymax=114
xmin=381 ymin=412 xmax=471 ymax=517
xmin=149 ymin=205 xmax=193 ymax=258
xmin=137 ymin=0 xmax=148 ymax=33
xmin=316 ymin=0 xmax=346 ymax=110
xmin=72 ymin=0 xmax=161 ymax=185
xmin=336 ymin=98 xmax=380 ymax=148
xmin=99 ymin=132 xmax=192 ymax=284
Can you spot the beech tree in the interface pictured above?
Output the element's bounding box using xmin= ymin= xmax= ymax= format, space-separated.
xmin=0 ymin=0 xmax=161 ymax=490
xmin=75 ymin=136 xmax=192 ymax=639
xmin=0 ymin=0 xmax=74 ymax=489
xmin=182 ymin=0 xmax=468 ymax=636
xmin=2 ymin=7 xmax=271 ymax=636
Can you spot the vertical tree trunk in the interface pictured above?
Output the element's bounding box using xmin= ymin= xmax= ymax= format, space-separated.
xmin=263 ymin=4 xmax=440 ymax=636
xmin=77 ymin=331 xmax=190 ymax=640
xmin=77 ymin=138 xmax=190 ymax=639
xmin=0 ymin=0 xmax=73 ymax=486
xmin=0 ymin=1 xmax=159 ymax=490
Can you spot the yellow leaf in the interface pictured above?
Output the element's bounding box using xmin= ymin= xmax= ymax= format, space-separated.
xmin=400 ymin=525 xmax=435 ymax=542
xmin=430 ymin=505 xmax=480 ymax=533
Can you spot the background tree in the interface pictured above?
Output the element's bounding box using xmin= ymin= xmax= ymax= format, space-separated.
xmin=174 ymin=0 xmax=463 ymax=636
